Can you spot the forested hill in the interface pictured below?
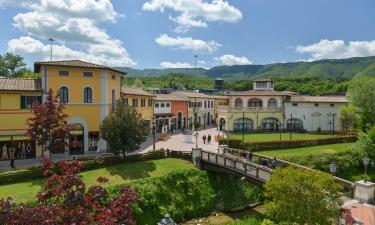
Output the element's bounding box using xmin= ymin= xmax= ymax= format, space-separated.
xmin=116 ymin=56 xmax=375 ymax=79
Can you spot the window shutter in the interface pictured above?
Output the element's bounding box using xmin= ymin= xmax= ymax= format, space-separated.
xmin=20 ymin=96 xmax=26 ymax=109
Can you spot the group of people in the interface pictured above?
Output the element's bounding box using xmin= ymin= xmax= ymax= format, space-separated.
xmin=1 ymin=142 xmax=33 ymax=161
xmin=202 ymin=134 xmax=212 ymax=144
xmin=238 ymin=151 xmax=278 ymax=169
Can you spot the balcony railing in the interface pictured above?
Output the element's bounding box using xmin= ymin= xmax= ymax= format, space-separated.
xmin=216 ymin=106 xmax=284 ymax=113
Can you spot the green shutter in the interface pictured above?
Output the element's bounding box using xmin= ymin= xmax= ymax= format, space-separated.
xmin=20 ymin=96 xmax=26 ymax=109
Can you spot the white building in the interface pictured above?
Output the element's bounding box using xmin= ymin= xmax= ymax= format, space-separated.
xmin=284 ymin=96 xmax=349 ymax=132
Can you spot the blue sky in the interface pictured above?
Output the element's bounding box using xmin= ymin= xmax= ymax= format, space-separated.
xmin=0 ymin=0 xmax=375 ymax=69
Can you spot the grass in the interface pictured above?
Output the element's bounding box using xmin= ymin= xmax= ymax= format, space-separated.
xmin=0 ymin=158 xmax=194 ymax=203
xmin=230 ymin=132 xmax=336 ymax=142
xmin=258 ymin=143 xmax=352 ymax=158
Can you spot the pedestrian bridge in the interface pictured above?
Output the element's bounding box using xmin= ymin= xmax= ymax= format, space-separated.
xmin=192 ymin=147 xmax=355 ymax=193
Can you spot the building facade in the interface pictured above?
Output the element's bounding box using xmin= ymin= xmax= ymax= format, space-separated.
xmin=217 ymin=80 xmax=296 ymax=132
xmin=34 ymin=60 xmax=125 ymax=154
xmin=284 ymin=96 xmax=348 ymax=132
xmin=173 ymin=92 xmax=215 ymax=130
xmin=154 ymin=94 xmax=188 ymax=132
xmin=121 ymin=86 xmax=154 ymax=132
xmin=0 ymin=78 xmax=43 ymax=159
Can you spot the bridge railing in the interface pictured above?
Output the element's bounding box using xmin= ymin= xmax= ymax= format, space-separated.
xmin=221 ymin=147 xmax=355 ymax=195
xmin=200 ymin=150 xmax=273 ymax=183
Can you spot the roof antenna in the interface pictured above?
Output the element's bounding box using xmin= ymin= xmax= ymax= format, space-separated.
xmin=48 ymin=38 xmax=54 ymax=61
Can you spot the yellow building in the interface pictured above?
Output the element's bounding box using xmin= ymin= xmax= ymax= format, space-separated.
xmin=0 ymin=77 xmax=43 ymax=159
xmin=211 ymin=95 xmax=229 ymax=127
xmin=121 ymin=86 xmax=154 ymax=132
xmin=33 ymin=60 xmax=126 ymax=154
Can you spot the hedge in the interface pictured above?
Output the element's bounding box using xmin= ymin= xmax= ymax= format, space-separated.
xmin=107 ymin=169 xmax=263 ymax=225
xmin=0 ymin=150 xmax=170 ymax=185
xmin=220 ymin=136 xmax=357 ymax=151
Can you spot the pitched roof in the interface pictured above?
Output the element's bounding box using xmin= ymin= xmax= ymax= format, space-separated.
xmin=209 ymin=95 xmax=229 ymax=99
xmin=173 ymin=91 xmax=214 ymax=99
xmin=229 ymin=90 xmax=297 ymax=96
xmin=290 ymin=96 xmax=349 ymax=103
xmin=0 ymin=77 xmax=42 ymax=91
xmin=34 ymin=60 xmax=126 ymax=75
xmin=121 ymin=86 xmax=154 ymax=97
xmin=155 ymin=94 xmax=188 ymax=101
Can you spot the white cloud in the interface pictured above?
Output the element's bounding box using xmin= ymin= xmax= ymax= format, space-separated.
xmin=3 ymin=0 xmax=136 ymax=66
xmin=214 ymin=54 xmax=251 ymax=65
xmin=8 ymin=36 xmax=135 ymax=66
xmin=143 ymin=0 xmax=242 ymax=32
xmin=296 ymin=39 xmax=375 ymax=61
xmin=160 ymin=61 xmax=193 ymax=68
xmin=155 ymin=34 xmax=221 ymax=53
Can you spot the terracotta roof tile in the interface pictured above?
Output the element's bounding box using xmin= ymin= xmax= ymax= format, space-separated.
xmin=121 ymin=86 xmax=154 ymax=97
xmin=290 ymin=96 xmax=349 ymax=103
xmin=155 ymin=94 xmax=188 ymax=101
xmin=229 ymin=90 xmax=297 ymax=96
xmin=173 ymin=91 xmax=214 ymax=99
xmin=34 ymin=60 xmax=126 ymax=75
xmin=0 ymin=77 xmax=42 ymax=91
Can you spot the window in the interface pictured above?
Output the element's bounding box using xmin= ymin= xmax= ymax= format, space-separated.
xmin=256 ymin=82 xmax=267 ymax=89
xmin=204 ymin=101 xmax=207 ymax=108
xmin=133 ymin=98 xmax=138 ymax=107
xmin=248 ymin=98 xmax=262 ymax=107
xmin=59 ymin=87 xmax=69 ymax=103
xmin=314 ymin=103 xmax=319 ymax=107
xmin=211 ymin=101 xmax=214 ymax=108
xmin=233 ymin=118 xmax=253 ymax=132
xmin=83 ymin=87 xmax=93 ymax=103
xmin=111 ymin=89 xmax=115 ymax=111
xmin=166 ymin=103 xmax=170 ymax=107
xmin=292 ymin=103 xmax=298 ymax=106
xmin=20 ymin=96 xmax=42 ymax=109
xmin=83 ymin=71 xmax=93 ymax=77
xmin=234 ymin=98 xmax=243 ymax=107
xmin=59 ymin=70 xmax=69 ymax=76
xmin=112 ymin=74 xmax=116 ymax=80
xmin=268 ymin=98 xmax=277 ymax=108
xmin=148 ymin=99 xmax=153 ymax=107
xmin=287 ymin=118 xmax=304 ymax=131
xmin=155 ymin=103 xmax=159 ymax=108
xmin=161 ymin=103 xmax=165 ymax=108
xmin=330 ymin=103 xmax=335 ymax=107
xmin=141 ymin=99 xmax=146 ymax=107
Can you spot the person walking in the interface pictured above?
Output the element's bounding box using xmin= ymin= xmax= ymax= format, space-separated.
xmin=207 ymin=134 xmax=211 ymax=144
xmin=9 ymin=147 xmax=15 ymax=168
xmin=272 ymin=157 xmax=278 ymax=169
xmin=202 ymin=134 xmax=207 ymax=144
xmin=248 ymin=151 xmax=254 ymax=162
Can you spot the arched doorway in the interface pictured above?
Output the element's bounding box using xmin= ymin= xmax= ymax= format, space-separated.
xmin=69 ymin=123 xmax=84 ymax=155
xmin=233 ymin=118 xmax=253 ymax=132
xmin=287 ymin=118 xmax=304 ymax=131
xmin=261 ymin=118 xmax=280 ymax=131
xmin=219 ymin=118 xmax=226 ymax=131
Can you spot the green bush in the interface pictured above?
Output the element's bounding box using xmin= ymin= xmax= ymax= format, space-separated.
xmin=107 ymin=169 xmax=263 ymax=225
xmin=0 ymin=167 xmax=42 ymax=185
xmin=225 ymin=215 xmax=267 ymax=225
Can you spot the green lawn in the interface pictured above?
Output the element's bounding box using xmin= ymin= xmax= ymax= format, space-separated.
xmin=230 ymin=133 xmax=336 ymax=142
xmin=258 ymin=143 xmax=352 ymax=158
xmin=0 ymin=158 xmax=194 ymax=203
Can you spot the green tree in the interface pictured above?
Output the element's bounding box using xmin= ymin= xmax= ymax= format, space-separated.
xmin=0 ymin=53 xmax=26 ymax=77
xmin=348 ymin=75 xmax=375 ymax=130
xmin=339 ymin=104 xmax=357 ymax=135
xmin=100 ymin=99 xmax=147 ymax=158
xmin=264 ymin=167 xmax=342 ymax=225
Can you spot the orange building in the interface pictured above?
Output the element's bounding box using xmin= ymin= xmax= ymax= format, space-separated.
xmin=154 ymin=94 xmax=188 ymax=132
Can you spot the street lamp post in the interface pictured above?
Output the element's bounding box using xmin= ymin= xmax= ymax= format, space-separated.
xmin=363 ymin=155 xmax=370 ymax=183
xmin=48 ymin=38 xmax=54 ymax=61
xmin=329 ymin=162 xmax=337 ymax=176
xmin=289 ymin=113 xmax=293 ymax=141
xmin=242 ymin=111 xmax=245 ymax=142
xmin=278 ymin=121 xmax=282 ymax=141
xmin=152 ymin=122 xmax=156 ymax=151
xmin=194 ymin=132 xmax=199 ymax=149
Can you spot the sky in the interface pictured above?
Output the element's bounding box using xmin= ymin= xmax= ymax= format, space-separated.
xmin=0 ymin=0 xmax=375 ymax=69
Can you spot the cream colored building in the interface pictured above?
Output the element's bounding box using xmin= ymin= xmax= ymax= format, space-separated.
xmin=217 ymin=80 xmax=296 ymax=132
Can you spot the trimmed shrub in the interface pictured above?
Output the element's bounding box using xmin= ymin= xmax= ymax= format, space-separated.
xmin=107 ymin=169 xmax=263 ymax=225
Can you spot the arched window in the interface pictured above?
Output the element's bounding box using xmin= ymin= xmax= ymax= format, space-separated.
xmin=59 ymin=87 xmax=69 ymax=103
xmin=287 ymin=118 xmax=304 ymax=131
xmin=268 ymin=98 xmax=277 ymax=108
xmin=83 ymin=87 xmax=93 ymax=103
xmin=248 ymin=98 xmax=262 ymax=107
xmin=234 ymin=98 xmax=243 ymax=107
xmin=233 ymin=118 xmax=253 ymax=132
xmin=261 ymin=117 xmax=280 ymax=131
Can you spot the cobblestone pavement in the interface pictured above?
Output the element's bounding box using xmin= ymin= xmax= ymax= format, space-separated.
xmin=138 ymin=127 xmax=221 ymax=153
